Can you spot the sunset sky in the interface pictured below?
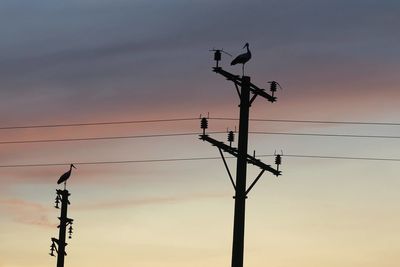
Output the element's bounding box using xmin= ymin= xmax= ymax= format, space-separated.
xmin=1 ymin=1 xmax=400 ymax=267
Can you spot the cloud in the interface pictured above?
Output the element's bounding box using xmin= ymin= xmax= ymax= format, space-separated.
xmin=1 ymin=0 xmax=399 ymax=129
xmin=75 ymin=193 xmax=228 ymax=211
xmin=0 ymin=198 xmax=56 ymax=228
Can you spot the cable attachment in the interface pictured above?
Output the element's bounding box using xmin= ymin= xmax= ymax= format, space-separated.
xmin=49 ymin=243 xmax=56 ymax=256
xmin=54 ymin=194 xmax=61 ymax=209
xmin=68 ymin=223 xmax=73 ymax=239
xmin=200 ymin=117 xmax=209 ymax=136
xmin=274 ymin=150 xmax=283 ymax=176
xmin=268 ymin=81 xmax=282 ymax=97
xmin=227 ymin=130 xmax=235 ymax=147
xmin=209 ymin=48 xmax=232 ymax=68
xmin=49 ymin=238 xmax=58 ymax=257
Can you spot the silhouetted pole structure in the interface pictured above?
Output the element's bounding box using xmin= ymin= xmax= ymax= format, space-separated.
xmin=50 ymin=167 xmax=75 ymax=267
xmin=232 ymin=75 xmax=250 ymax=267
xmin=201 ymin=48 xmax=282 ymax=267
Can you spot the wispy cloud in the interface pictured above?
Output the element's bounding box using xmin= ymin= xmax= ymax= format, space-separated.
xmin=0 ymin=198 xmax=55 ymax=228
xmin=75 ymin=193 xmax=228 ymax=210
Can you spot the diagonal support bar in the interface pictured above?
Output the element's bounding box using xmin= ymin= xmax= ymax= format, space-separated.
xmin=218 ymin=148 xmax=236 ymax=190
xmin=245 ymin=170 xmax=265 ymax=195
xmin=234 ymin=83 xmax=241 ymax=98
xmin=249 ymin=94 xmax=258 ymax=105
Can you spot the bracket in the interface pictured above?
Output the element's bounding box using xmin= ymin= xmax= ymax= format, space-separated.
xmin=218 ymin=148 xmax=236 ymax=190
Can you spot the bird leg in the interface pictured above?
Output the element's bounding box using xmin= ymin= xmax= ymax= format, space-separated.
xmin=242 ymin=64 xmax=245 ymax=76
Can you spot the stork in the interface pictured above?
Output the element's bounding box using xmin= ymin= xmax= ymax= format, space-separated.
xmin=57 ymin=164 xmax=76 ymax=189
xmin=230 ymin=43 xmax=251 ymax=76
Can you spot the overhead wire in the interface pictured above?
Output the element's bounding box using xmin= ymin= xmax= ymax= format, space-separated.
xmin=284 ymin=154 xmax=400 ymax=162
xmin=0 ymin=117 xmax=399 ymax=168
xmin=0 ymin=154 xmax=399 ymax=168
xmin=0 ymin=118 xmax=200 ymax=130
xmin=249 ymin=131 xmax=400 ymax=139
xmin=0 ymin=132 xmax=219 ymax=145
xmin=1 ymin=130 xmax=400 ymax=145
xmin=211 ymin=117 xmax=400 ymax=126
xmin=0 ymin=117 xmax=400 ymax=131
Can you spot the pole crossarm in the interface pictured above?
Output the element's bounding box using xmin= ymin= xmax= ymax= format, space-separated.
xmin=56 ymin=189 xmax=71 ymax=204
xmin=212 ymin=67 xmax=277 ymax=103
xmin=200 ymin=134 xmax=238 ymax=157
xmin=200 ymin=134 xmax=281 ymax=176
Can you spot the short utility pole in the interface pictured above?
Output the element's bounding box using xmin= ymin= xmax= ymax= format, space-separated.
xmin=50 ymin=165 xmax=76 ymax=267
xmin=200 ymin=48 xmax=283 ymax=267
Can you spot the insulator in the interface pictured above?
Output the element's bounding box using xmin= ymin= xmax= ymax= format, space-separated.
xmin=275 ymin=154 xmax=282 ymax=165
xmin=227 ymin=131 xmax=234 ymax=143
xmin=54 ymin=195 xmax=60 ymax=209
xmin=200 ymin=118 xmax=208 ymax=130
xmin=214 ymin=50 xmax=221 ymax=61
xmin=50 ymin=243 xmax=56 ymax=256
xmin=68 ymin=225 xmax=73 ymax=239
xmin=269 ymin=81 xmax=278 ymax=92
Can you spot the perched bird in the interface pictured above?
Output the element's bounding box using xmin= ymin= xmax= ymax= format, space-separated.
xmin=57 ymin=164 xmax=76 ymax=189
xmin=231 ymin=43 xmax=252 ymax=75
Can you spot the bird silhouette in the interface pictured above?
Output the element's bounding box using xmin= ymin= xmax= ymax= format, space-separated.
xmin=231 ymin=43 xmax=251 ymax=76
xmin=57 ymin=164 xmax=76 ymax=189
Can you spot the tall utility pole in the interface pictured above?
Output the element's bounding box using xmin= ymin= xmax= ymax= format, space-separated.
xmin=200 ymin=49 xmax=282 ymax=267
xmin=50 ymin=169 xmax=75 ymax=267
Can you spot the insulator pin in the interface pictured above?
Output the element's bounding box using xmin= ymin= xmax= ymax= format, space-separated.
xmin=200 ymin=117 xmax=208 ymax=135
xmin=227 ymin=131 xmax=234 ymax=146
xmin=275 ymin=154 xmax=282 ymax=165
xmin=275 ymin=153 xmax=282 ymax=175
xmin=214 ymin=50 xmax=221 ymax=62
xmin=50 ymin=243 xmax=56 ymax=257
xmin=270 ymin=81 xmax=277 ymax=92
xmin=201 ymin=117 xmax=208 ymax=129
xmin=54 ymin=195 xmax=60 ymax=209
xmin=268 ymin=81 xmax=282 ymax=97
xmin=68 ymin=225 xmax=73 ymax=239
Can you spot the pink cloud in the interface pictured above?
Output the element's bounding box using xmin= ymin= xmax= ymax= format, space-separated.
xmin=75 ymin=192 xmax=228 ymax=211
xmin=0 ymin=198 xmax=56 ymax=228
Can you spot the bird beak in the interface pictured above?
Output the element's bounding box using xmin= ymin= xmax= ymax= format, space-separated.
xmin=243 ymin=43 xmax=248 ymax=49
xmin=71 ymin=164 xmax=76 ymax=169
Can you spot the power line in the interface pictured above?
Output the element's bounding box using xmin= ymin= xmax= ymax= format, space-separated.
xmin=284 ymin=154 xmax=400 ymax=162
xmin=0 ymin=118 xmax=200 ymax=130
xmin=250 ymin=131 xmax=400 ymax=139
xmin=1 ymin=130 xmax=400 ymax=145
xmin=212 ymin=117 xmax=400 ymax=126
xmin=0 ymin=156 xmax=226 ymax=168
xmin=0 ymin=154 xmax=399 ymax=168
xmin=0 ymin=132 xmax=207 ymax=145
xmin=1 ymin=117 xmax=400 ymax=131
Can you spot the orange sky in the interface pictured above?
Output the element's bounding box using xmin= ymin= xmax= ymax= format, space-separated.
xmin=1 ymin=1 xmax=400 ymax=267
